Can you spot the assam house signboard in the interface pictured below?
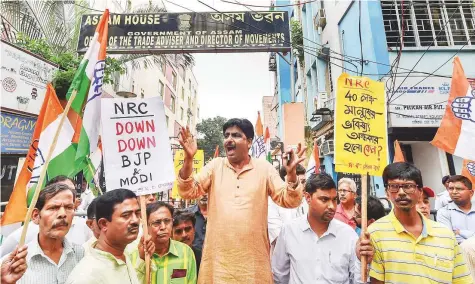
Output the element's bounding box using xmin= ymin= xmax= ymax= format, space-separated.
xmin=77 ymin=11 xmax=290 ymax=54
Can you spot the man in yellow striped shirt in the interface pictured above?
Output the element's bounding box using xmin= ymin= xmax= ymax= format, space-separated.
xmin=368 ymin=162 xmax=473 ymax=284
xmin=131 ymin=202 xmax=196 ymax=284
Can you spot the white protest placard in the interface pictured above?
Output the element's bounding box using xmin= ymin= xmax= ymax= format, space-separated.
xmin=101 ymin=97 xmax=174 ymax=195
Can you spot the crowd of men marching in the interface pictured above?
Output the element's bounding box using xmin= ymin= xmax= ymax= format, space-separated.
xmin=1 ymin=118 xmax=475 ymax=283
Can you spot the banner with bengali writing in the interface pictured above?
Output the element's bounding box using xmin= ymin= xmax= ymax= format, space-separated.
xmin=334 ymin=73 xmax=388 ymax=176
xmin=171 ymin=149 xmax=204 ymax=199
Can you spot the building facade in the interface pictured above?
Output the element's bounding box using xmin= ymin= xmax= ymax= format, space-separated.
xmin=275 ymin=0 xmax=475 ymax=198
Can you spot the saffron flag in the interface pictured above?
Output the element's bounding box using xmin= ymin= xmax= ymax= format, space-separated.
xmin=1 ymin=84 xmax=76 ymax=226
xmin=461 ymin=159 xmax=475 ymax=188
xmin=214 ymin=145 xmax=220 ymax=158
xmin=393 ymin=140 xmax=405 ymax=162
xmin=306 ymin=142 xmax=320 ymax=178
xmin=66 ymin=9 xmax=109 ymax=168
xmin=265 ymin=127 xmax=272 ymax=163
xmin=251 ymin=111 xmax=267 ymax=159
xmin=431 ymin=57 xmax=475 ymax=160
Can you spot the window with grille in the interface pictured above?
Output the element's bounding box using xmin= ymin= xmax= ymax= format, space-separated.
xmin=381 ymin=0 xmax=474 ymax=48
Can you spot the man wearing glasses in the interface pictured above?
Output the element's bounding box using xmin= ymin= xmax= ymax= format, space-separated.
xmin=131 ymin=202 xmax=197 ymax=284
xmin=367 ymin=162 xmax=472 ymax=284
xmin=335 ymin=178 xmax=358 ymax=229
xmin=437 ymin=175 xmax=475 ymax=244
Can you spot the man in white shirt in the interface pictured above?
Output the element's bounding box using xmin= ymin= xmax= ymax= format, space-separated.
xmin=435 ymin=175 xmax=451 ymax=211
xmin=272 ymin=173 xmax=372 ymax=284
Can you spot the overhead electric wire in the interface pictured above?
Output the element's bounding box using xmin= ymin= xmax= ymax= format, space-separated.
xmin=358 ymin=0 xmax=363 ymax=76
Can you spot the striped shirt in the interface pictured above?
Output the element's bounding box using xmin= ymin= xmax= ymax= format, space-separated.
xmin=19 ymin=236 xmax=85 ymax=284
xmin=130 ymin=239 xmax=197 ymax=284
xmin=368 ymin=211 xmax=473 ymax=284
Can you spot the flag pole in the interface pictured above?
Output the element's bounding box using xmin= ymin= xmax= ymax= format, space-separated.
xmin=87 ymin=162 xmax=103 ymax=195
xmin=139 ymin=196 xmax=151 ymax=284
xmin=360 ymin=172 xmax=369 ymax=281
xmin=19 ymin=90 xmax=78 ymax=246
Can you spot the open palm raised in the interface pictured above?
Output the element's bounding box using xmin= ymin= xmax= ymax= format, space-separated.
xmin=178 ymin=126 xmax=197 ymax=159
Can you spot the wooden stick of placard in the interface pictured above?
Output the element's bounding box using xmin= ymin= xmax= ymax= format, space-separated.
xmin=140 ymin=196 xmax=151 ymax=284
xmin=19 ymin=90 xmax=78 ymax=246
xmin=360 ymin=172 xmax=369 ymax=282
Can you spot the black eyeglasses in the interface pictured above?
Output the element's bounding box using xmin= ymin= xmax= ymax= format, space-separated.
xmin=150 ymin=218 xmax=172 ymax=227
xmin=386 ymin=183 xmax=418 ymax=194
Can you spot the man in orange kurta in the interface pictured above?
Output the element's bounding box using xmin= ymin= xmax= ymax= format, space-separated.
xmin=177 ymin=119 xmax=305 ymax=284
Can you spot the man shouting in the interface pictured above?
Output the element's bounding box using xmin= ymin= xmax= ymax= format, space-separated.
xmin=177 ymin=118 xmax=305 ymax=283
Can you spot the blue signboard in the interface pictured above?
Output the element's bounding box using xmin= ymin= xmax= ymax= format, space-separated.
xmin=1 ymin=112 xmax=36 ymax=154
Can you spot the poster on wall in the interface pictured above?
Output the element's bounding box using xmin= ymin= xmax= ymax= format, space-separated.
xmin=101 ymin=97 xmax=175 ymax=195
xmin=387 ymin=76 xmax=452 ymax=127
xmin=1 ymin=40 xmax=58 ymax=115
xmin=0 ymin=112 xmax=36 ymax=154
xmin=334 ymin=73 xmax=388 ymax=176
xmin=77 ymin=11 xmax=290 ymax=54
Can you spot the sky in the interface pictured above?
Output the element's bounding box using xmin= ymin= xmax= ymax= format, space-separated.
xmin=93 ymin=0 xmax=275 ymax=125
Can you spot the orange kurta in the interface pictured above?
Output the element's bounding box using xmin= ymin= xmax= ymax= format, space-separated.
xmin=178 ymin=157 xmax=303 ymax=284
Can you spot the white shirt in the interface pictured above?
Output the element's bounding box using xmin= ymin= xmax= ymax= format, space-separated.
xmin=268 ymin=197 xmax=308 ymax=244
xmin=77 ymin=188 xmax=94 ymax=215
xmin=272 ymin=216 xmax=358 ymax=284
xmin=435 ymin=190 xmax=451 ymax=211
xmin=0 ymin=217 xmax=92 ymax=257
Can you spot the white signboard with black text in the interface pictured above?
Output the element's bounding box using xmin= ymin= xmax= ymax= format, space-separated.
xmin=387 ymin=76 xmax=451 ymax=127
xmin=0 ymin=40 xmax=58 ymax=115
xmin=101 ymin=97 xmax=175 ymax=195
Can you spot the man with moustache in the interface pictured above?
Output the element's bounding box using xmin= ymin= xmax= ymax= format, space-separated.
xmin=187 ymin=195 xmax=208 ymax=251
xmin=0 ymin=176 xmax=92 ymax=258
xmin=66 ymin=189 xmax=154 ymax=284
xmin=177 ymin=119 xmax=304 ymax=283
xmin=437 ymin=175 xmax=475 ymax=244
xmin=17 ymin=183 xmax=85 ymax=284
xmin=272 ymin=173 xmax=371 ymax=283
xmin=172 ymin=210 xmax=202 ymax=273
xmin=131 ymin=202 xmax=197 ymax=284
xmin=335 ymin=178 xmax=358 ymax=229
xmin=368 ymin=163 xmax=472 ymax=283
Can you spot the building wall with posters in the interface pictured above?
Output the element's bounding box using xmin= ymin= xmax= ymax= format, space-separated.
xmin=300 ymin=0 xmax=475 ymax=198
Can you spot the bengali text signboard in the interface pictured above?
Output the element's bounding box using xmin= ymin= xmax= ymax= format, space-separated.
xmin=334 ymin=73 xmax=388 ymax=176
xmin=101 ymin=97 xmax=174 ymax=195
xmin=171 ymin=149 xmax=204 ymax=199
xmin=77 ymin=11 xmax=290 ymax=54
xmin=0 ymin=112 xmax=36 ymax=154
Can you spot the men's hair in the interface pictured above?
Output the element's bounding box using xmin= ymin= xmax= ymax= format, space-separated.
xmin=338 ymin=178 xmax=357 ymax=193
xmin=146 ymin=201 xmax=174 ymax=219
xmin=279 ymin=164 xmax=306 ymax=181
xmin=36 ymin=183 xmax=76 ymax=211
xmin=356 ymin=196 xmax=386 ymax=221
xmin=173 ymin=210 xmax=196 ymax=227
xmin=442 ymin=175 xmax=451 ymax=185
xmin=222 ymin=118 xmax=254 ymax=141
xmin=95 ymin=189 xmax=136 ymax=222
xmin=46 ymin=175 xmax=75 ymax=187
xmin=87 ymin=199 xmax=97 ymax=220
xmin=382 ymin=162 xmax=423 ymax=189
xmin=305 ymin=173 xmax=336 ymax=194
xmin=448 ymin=175 xmax=473 ymax=190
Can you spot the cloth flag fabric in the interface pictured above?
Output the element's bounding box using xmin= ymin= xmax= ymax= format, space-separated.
xmin=431 ymin=57 xmax=475 ymax=160
xmin=251 ymin=112 xmax=267 ymax=159
xmin=214 ymin=145 xmax=220 ymax=158
xmin=306 ymin=142 xmax=321 ymax=179
xmin=393 ymin=140 xmax=405 ymax=162
xmin=1 ymin=84 xmax=76 ymax=226
xmin=65 ymin=9 xmax=109 ymax=168
xmin=265 ymin=127 xmax=271 ymax=163
xmin=461 ymin=159 xmax=475 ymax=188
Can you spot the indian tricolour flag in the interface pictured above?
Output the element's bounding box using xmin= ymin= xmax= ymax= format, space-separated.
xmin=431 ymin=57 xmax=475 ymax=160
xmin=305 ymin=141 xmax=321 ymax=179
xmin=265 ymin=127 xmax=271 ymax=163
xmin=1 ymin=84 xmax=76 ymax=230
xmin=66 ymin=9 xmax=109 ymax=170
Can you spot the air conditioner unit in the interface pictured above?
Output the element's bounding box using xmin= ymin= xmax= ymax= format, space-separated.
xmin=316 ymin=135 xmax=325 ymax=146
xmin=317 ymin=46 xmax=330 ymax=61
xmin=321 ymin=140 xmax=334 ymax=156
xmin=314 ymin=92 xmax=328 ymax=110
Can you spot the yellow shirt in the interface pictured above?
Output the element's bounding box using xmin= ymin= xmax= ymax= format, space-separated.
xmin=177 ymin=157 xmax=303 ymax=284
xmin=368 ymin=211 xmax=473 ymax=283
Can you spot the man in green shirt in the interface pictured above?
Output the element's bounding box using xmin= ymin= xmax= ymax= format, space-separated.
xmin=131 ymin=202 xmax=197 ymax=284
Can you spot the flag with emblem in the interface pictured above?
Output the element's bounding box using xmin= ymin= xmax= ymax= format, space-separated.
xmin=251 ymin=112 xmax=267 ymax=159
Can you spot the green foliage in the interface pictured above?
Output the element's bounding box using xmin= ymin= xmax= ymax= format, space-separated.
xmin=196 ymin=116 xmax=229 ymax=161
xmin=15 ymin=33 xmax=124 ymax=99
xmin=290 ymin=19 xmax=305 ymax=67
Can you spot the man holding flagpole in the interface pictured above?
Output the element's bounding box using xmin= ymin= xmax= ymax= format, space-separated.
xmin=177 ymin=118 xmax=305 ymax=283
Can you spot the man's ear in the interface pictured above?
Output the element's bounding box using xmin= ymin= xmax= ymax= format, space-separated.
xmin=304 ymin=192 xmax=311 ymax=204
xmin=86 ymin=219 xmax=93 ymax=230
xmin=368 ymin=218 xmax=376 ymax=226
xmin=32 ymin=208 xmax=40 ymax=225
xmin=97 ymin=218 xmax=108 ymax=232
